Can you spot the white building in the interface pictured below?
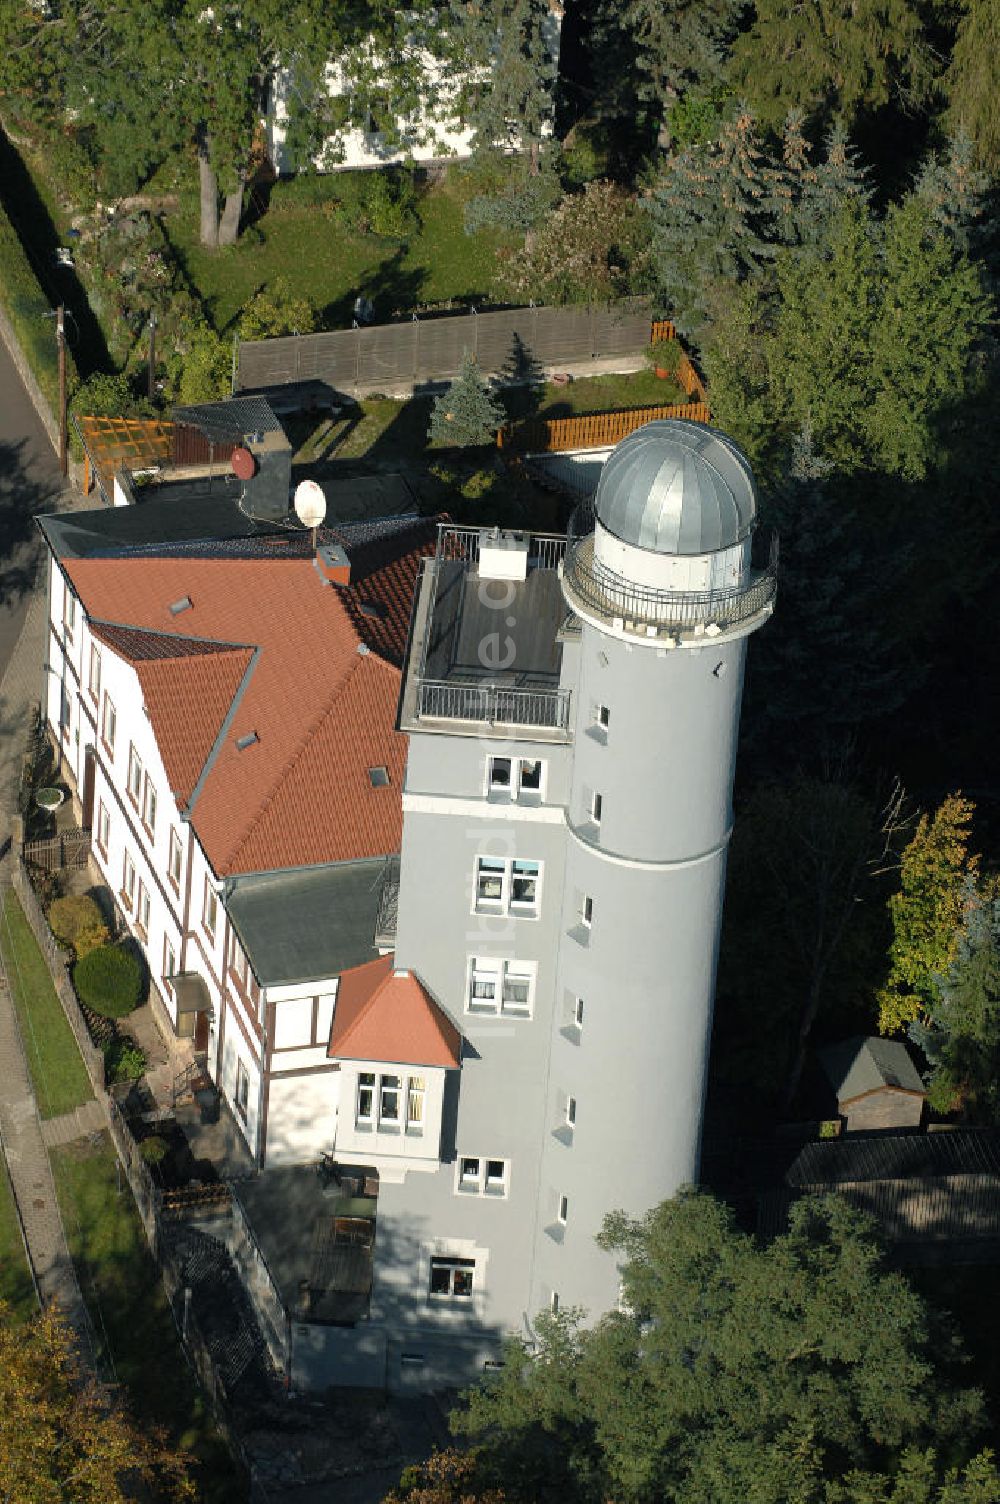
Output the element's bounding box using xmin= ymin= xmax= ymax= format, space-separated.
xmin=266 ymin=4 xmax=563 ymax=175
xmin=40 ymin=407 xmax=775 ymax=1393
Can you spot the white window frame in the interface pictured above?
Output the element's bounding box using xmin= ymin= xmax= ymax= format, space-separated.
xmin=574 ymin=996 xmax=584 ymax=1028
xmin=136 ymin=879 xmax=150 ymax=939
xmin=235 ymin=1060 xmax=250 ymax=1122
xmin=121 ymin=851 xmax=136 ymax=910
xmin=565 ymin=1096 xmax=577 ymax=1128
xmin=429 ymin=1255 xmax=475 ymax=1300
xmin=473 ymin=856 xmax=542 ymax=917
xmin=101 ymin=693 xmax=116 ymax=757
xmin=142 ymin=773 xmax=157 ymax=836
xmin=163 ymin=937 xmax=177 ymax=997
xmin=96 ymin=799 xmax=110 ymax=857
xmin=378 ymin=1072 xmax=401 ymax=1127
xmin=127 ymin=744 xmax=143 ymax=807
xmin=203 ymin=882 xmax=218 ymax=942
xmin=88 ymin=643 xmax=101 ymax=702
xmin=558 ymin=1194 xmax=569 ymax=1224
xmin=228 ymin=931 xmax=249 ymax=988
xmin=168 ymin=828 xmax=183 ymax=891
xmin=63 ymin=584 xmax=76 ymax=641
xmin=591 ymin=791 xmax=603 ymax=825
xmin=467 ymin=956 xmax=535 ymax=1016
xmin=406 ymin=1075 xmax=425 ymax=1133
xmin=486 ymin=756 xmax=545 ymax=801
xmin=581 ymin=895 xmax=594 ymax=929
xmin=356 ymin=1071 xmax=375 ymax=1124
xmin=59 ymin=683 xmax=71 ymax=741
xmin=456 ymin=1155 xmax=509 ymax=1198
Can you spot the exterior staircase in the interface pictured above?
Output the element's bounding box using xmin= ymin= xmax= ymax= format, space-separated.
xmin=163 ymin=1223 xmax=282 ymax=1402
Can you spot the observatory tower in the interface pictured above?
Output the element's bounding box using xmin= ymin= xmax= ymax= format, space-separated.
xmin=531 ymin=419 xmax=776 ymax=1315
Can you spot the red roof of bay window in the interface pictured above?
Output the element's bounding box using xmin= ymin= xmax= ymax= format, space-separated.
xmin=328 ymin=954 xmax=462 ymax=1069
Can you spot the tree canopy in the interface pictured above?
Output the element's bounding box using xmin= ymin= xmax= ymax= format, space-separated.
xmin=452 ymin=1191 xmax=989 ymax=1504
xmin=0 ymin=1302 xmax=195 ymax=1503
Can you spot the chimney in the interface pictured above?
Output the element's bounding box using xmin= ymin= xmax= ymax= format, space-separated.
xmin=315 ymin=542 xmax=351 ymax=587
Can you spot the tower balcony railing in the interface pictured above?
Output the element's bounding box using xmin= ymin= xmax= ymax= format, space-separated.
xmin=563 ymin=502 xmax=778 ymax=637
xmin=416 ymin=678 xmax=572 ymax=731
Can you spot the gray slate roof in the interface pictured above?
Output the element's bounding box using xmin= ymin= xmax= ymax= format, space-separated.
xmin=226 ymin=858 xmax=393 ymax=987
xmin=594 ymin=419 xmax=757 ymax=556
xmin=818 ymin=1035 xmax=926 ymax=1105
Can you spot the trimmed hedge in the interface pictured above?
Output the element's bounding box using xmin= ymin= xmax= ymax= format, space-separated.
xmin=0 ymin=198 xmax=78 ymax=422
xmin=73 ymin=943 xmax=142 ymax=1019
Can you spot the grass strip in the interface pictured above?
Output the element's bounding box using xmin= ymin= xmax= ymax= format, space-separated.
xmin=0 ymin=1155 xmax=38 ymax=1322
xmin=0 ymin=887 xmax=93 ymax=1120
xmin=51 ymin=1135 xmax=244 ymax=1503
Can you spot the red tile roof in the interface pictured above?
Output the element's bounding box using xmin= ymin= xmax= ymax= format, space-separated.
xmin=90 ymin=624 xmax=254 ymax=804
xmin=328 ymin=955 xmax=462 ymax=1069
xmin=66 ymin=521 xmax=435 ymax=875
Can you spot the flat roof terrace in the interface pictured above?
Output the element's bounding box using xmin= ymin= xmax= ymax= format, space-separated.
xmin=398 ymin=526 xmax=574 ymax=741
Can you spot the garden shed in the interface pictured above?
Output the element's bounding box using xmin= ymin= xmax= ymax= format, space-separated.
xmin=818 ymin=1035 xmax=927 ymax=1133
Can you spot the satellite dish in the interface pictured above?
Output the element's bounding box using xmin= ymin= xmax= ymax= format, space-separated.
xmin=231 ymin=445 xmax=256 ymax=481
xmin=294 ymin=479 xmax=327 ymax=530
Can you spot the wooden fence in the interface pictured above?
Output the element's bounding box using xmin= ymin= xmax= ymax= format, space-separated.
xmin=499 ymin=401 xmax=712 ymax=454
xmin=237 ymin=300 xmax=657 ymax=396
xmin=23 ymin=828 xmax=91 ymax=872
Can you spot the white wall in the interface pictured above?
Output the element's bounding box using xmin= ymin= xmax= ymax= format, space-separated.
xmin=266 ymin=1072 xmax=341 ymax=1166
xmin=334 ymin=1059 xmax=446 ymax=1180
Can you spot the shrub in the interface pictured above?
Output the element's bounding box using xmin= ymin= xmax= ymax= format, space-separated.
xmin=73 ymin=944 xmax=142 ymax=1018
xmin=644 ymin=336 xmax=684 ymax=376
xmin=69 ymin=371 xmax=134 ymax=421
xmin=105 ymin=1037 xmax=147 ymax=1084
xmin=48 ymin=895 xmax=110 ymax=958
xmin=238 ymin=276 xmax=318 ymax=340
xmin=139 ymin=1134 xmax=169 ymax=1166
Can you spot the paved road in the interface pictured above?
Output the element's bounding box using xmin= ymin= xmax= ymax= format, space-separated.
xmin=0 ymin=329 xmax=64 ymax=683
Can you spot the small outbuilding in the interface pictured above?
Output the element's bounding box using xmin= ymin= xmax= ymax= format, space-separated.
xmin=818 ymin=1035 xmax=927 ymax=1133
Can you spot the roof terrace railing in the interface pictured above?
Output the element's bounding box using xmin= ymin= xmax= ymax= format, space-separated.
xmin=436 ymin=523 xmax=567 ymax=574
xmin=563 ymin=503 xmax=778 ymax=636
xmin=417 ymin=679 xmax=572 ymax=731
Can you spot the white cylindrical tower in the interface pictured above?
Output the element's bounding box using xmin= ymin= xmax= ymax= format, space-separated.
xmin=531 ymin=420 xmax=776 ymax=1321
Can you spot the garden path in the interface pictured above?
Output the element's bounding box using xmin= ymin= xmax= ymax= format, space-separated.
xmin=0 ymin=382 xmax=100 ymax=1353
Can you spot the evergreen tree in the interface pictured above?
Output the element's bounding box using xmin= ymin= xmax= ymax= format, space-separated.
xmin=914 ymin=132 xmax=991 ymax=259
xmin=454 ymin=1191 xmax=988 ymax=1504
xmin=877 ymin=794 xmax=980 ymax=1035
xmin=449 ymin=0 xmax=556 ymax=171
xmin=944 ymin=0 xmax=1000 ymax=173
xmin=729 ymin=0 xmax=937 ymax=131
xmin=867 ymin=194 xmax=992 ymax=480
xmin=428 ymin=355 xmax=506 ymax=447
xmin=590 ymin=0 xmax=741 ymax=149
xmin=910 ymin=884 xmax=1000 ymax=1119
xmin=646 ymin=107 xmax=780 ymax=335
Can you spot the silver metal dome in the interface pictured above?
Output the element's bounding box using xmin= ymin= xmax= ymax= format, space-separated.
xmin=594 ymin=420 xmax=757 ymax=555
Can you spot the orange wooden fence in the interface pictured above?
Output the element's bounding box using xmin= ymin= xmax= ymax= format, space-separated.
xmin=499 ymin=401 xmax=712 ymax=453
xmin=498 ymin=321 xmax=710 ymax=453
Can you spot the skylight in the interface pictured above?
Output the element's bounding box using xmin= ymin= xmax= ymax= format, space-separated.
xmin=236 ymin=731 xmax=259 ymax=751
xmin=169 ymin=595 xmax=193 ymax=615
xmin=368 ymin=766 xmax=390 ymax=788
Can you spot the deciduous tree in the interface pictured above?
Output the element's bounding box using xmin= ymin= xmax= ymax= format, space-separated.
xmin=877 ymin=794 xmax=981 ymax=1034
xmin=0 ymin=1301 xmax=195 ymax=1502
xmin=454 ymin=1191 xmax=988 ymax=1504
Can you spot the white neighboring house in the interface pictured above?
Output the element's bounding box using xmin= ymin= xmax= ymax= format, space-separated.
xmin=41 ymin=478 xmax=438 ymax=1173
xmin=266 ymin=4 xmax=563 ymax=174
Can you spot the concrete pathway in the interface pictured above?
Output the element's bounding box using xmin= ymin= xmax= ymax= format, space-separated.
xmin=39 ymin=1097 xmax=106 ymax=1148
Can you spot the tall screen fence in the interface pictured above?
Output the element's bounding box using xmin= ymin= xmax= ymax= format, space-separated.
xmin=236 ymin=301 xmax=655 ymax=396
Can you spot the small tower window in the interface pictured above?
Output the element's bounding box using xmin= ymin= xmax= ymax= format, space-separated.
xmin=550 ymin=1291 xmax=560 ymax=1314
xmin=591 ymin=792 xmax=603 ymax=825
xmin=582 ymin=896 xmax=593 ymax=928
xmin=575 ymin=997 xmax=584 ymax=1028
xmin=597 ymin=704 xmax=610 ymax=729
xmin=488 ymin=756 xmax=512 ymax=792
xmin=558 ymin=1194 xmax=569 ymax=1224
xmin=566 ymin=1096 xmax=577 ymax=1127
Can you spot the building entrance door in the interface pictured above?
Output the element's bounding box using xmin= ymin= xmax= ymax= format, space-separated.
xmin=194 ymin=1010 xmax=210 ymax=1055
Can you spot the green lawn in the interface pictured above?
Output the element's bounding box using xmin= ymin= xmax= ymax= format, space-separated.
xmin=0 ymin=889 xmax=93 ymax=1120
xmin=51 ymin=1136 xmax=244 ymax=1503
xmin=166 ymin=171 xmax=513 ymax=335
xmin=0 ymin=1158 xmax=37 ymax=1322
xmin=287 ymin=368 xmax=690 ymax=468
